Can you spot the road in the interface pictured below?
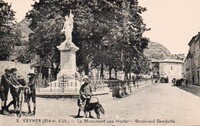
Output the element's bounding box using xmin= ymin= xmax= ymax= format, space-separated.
xmin=1 ymin=83 xmax=200 ymax=126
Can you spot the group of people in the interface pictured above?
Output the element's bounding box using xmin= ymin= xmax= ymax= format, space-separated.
xmin=0 ymin=67 xmax=96 ymax=117
xmin=0 ymin=68 xmax=37 ymax=115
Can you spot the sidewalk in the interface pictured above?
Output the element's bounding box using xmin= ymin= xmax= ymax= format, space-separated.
xmin=178 ymin=84 xmax=200 ymax=97
xmin=130 ymin=79 xmax=154 ymax=88
xmin=114 ymin=79 xmax=154 ymax=97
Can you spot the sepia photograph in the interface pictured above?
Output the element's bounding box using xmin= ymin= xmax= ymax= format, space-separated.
xmin=0 ymin=0 xmax=200 ymax=126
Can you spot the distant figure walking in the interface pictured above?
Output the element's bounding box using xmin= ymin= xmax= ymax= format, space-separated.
xmin=172 ymin=78 xmax=176 ymax=85
xmin=132 ymin=74 xmax=136 ymax=87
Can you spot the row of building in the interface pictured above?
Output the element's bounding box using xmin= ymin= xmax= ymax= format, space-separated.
xmin=151 ymin=32 xmax=200 ymax=85
xmin=149 ymin=32 xmax=200 ymax=85
xmin=184 ymin=32 xmax=200 ymax=85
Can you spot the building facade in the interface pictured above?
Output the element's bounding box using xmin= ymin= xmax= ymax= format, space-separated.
xmin=183 ymin=53 xmax=192 ymax=84
xmin=184 ymin=33 xmax=200 ymax=85
xmin=159 ymin=59 xmax=184 ymax=82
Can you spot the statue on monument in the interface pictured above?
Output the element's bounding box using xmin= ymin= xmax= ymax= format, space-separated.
xmin=61 ymin=11 xmax=73 ymax=42
xmin=57 ymin=11 xmax=78 ymax=51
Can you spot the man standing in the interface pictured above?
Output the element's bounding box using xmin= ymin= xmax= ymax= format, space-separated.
xmin=0 ymin=69 xmax=12 ymax=115
xmin=77 ymin=75 xmax=93 ymax=117
xmin=7 ymin=68 xmax=22 ymax=112
xmin=132 ymin=73 xmax=136 ymax=87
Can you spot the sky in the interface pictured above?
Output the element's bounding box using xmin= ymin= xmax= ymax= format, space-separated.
xmin=4 ymin=0 xmax=36 ymax=21
xmin=139 ymin=0 xmax=200 ymax=55
xmin=4 ymin=0 xmax=200 ymax=55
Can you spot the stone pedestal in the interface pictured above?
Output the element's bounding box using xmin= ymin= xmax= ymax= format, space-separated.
xmin=57 ymin=41 xmax=79 ymax=80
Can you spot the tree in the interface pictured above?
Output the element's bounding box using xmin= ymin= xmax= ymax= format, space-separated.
xmin=0 ymin=0 xmax=16 ymax=60
xmin=74 ymin=0 xmax=150 ymax=77
xmin=26 ymin=0 xmax=150 ymax=78
xmin=27 ymin=0 xmax=68 ymax=78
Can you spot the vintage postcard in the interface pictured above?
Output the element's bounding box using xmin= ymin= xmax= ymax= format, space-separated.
xmin=0 ymin=0 xmax=200 ymax=126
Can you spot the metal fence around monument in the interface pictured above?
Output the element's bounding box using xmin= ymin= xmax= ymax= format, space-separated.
xmin=35 ymin=75 xmax=109 ymax=95
xmin=35 ymin=74 xmax=152 ymax=96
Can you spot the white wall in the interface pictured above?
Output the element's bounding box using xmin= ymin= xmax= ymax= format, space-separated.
xmin=159 ymin=62 xmax=183 ymax=81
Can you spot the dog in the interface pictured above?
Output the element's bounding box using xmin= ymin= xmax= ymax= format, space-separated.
xmin=76 ymin=97 xmax=105 ymax=119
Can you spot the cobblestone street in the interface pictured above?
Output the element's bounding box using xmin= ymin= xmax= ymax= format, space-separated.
xmin=1 ymin=83 xmax=200 ymax=126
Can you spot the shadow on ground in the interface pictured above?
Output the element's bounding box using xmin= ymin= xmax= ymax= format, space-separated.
xmin=69 ymin=115 xmax=97 ymax=119
xmin=69 ymin=115 xmax=83 ymax=118
xmin=177 ymin=85 xmax=200 ymax=97
xmin=0 ymin=110 xmax=35 ymax=117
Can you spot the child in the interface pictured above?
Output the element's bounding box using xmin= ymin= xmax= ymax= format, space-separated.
xmin=26 ymin=72 xmax=37 ymax=115
xmin=0 ymin=69 xmax=12 ymax=115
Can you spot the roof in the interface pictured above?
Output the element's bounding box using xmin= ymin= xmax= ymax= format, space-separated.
xmin=184 ymin=51 xmax=192 ymax=62
xmin=188 ymin=33 xmax=200 ymax=46
xmin=159 ymin=59 xmax=184 ymax=64
xmin=188 ymin=36 xmax=196 ymax=46
xmin=151 ymin=59 xmax=160 ymax=63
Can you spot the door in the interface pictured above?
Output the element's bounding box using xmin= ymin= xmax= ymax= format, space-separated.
xmin=192 ymin=76 xmax=195 ymax=85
